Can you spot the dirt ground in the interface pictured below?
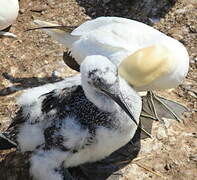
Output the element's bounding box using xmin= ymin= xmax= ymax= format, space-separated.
xmin=0 ymin=0 xmax=196 ymax=179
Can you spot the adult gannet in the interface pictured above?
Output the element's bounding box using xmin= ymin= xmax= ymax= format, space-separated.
xmin=31 ymin=16 xmax=189 ymax=121
xmin=0 ymin=0 xmax=19 ymax=38
xmin=0 ymin=55 xmax=144 ymax=180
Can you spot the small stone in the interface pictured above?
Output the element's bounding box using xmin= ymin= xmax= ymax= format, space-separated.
xmin=163 ymin=118 xmax=172 ymax=128
xmin=149 ymin=17 xmax=160 ymax=24
xmin=37 ymin=73 xmax=45 ymax=78
xmin=184 ymin=112 xmax=192 ymax=118
xmin=19 ymin=8 xmax=25 ymax=14
xmin=51 ymin=70 xmax=60 ymax=78
xmin=175 ymin=8 xmax=187 ymax=14
xmin=10 ymin=67 xmax=18 ymax=76
xmin=156 ymin=126 xmax=168 ymax=140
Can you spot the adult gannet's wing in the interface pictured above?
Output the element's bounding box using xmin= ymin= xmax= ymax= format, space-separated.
xmin=70 ymin=17 xmax=170 ymax=64
xmin=72 ymin=16 xmax=167 ymax=50
xmin=33 ymin=17 xmax=167 ymax=57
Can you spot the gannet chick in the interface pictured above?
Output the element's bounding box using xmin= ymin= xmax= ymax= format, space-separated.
xmin=32 ymin=16 xmax=189 ymax=121
xmin=0 ymin=55 xmax=142 ymax=180
xmin=0 ymin=0 xmax=19 ymax=38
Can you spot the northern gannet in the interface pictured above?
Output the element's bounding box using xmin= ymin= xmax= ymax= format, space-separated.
xmin=0 ymin=0 xmax=19 ymax=38
xmin=0 ymin=55 xmax=143 ymax=180
xmin=31 ymin=16 xmax=189 ymax=121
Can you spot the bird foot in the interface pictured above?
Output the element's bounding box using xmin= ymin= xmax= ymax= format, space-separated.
xmin=141 ymin=91 xmax=188 ymax=122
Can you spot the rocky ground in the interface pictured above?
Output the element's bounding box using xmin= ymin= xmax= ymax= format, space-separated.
xmin=0 ymin=0 xmax=196 ymax=179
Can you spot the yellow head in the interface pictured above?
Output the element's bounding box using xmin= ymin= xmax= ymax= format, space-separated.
xmin=118 ymin=44 xmax=177 ymax=88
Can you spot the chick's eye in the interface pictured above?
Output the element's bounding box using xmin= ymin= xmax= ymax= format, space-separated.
xmin=88 ymin=69 xmax=99 ymax=79
xmin=93 ymin=77 xmax=103 ymax=86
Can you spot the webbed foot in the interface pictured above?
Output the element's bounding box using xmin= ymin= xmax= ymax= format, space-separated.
xmin=141 ymin=91 xmax=188 ymax=122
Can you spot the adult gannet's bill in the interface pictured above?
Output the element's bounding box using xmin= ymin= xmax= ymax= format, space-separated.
xmin=0 ymin=55 xmax=143 ymax=180
xmin=31 ymin=17 xmax=189 ymax=121
xmin=0 ymin=0 xmax=19 ymax=38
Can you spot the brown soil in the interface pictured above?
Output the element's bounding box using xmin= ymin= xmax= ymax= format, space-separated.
xmin=0 ymin=0 xmax=196 ymax=179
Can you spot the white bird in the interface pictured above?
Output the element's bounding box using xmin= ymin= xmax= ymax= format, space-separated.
xmin=0 ymin=0 xmax=19 ymax=38
xmin=32 ymin=16 xmax=189 ymax=121
xmin=0 ymin=55 xmax=145 ymax=180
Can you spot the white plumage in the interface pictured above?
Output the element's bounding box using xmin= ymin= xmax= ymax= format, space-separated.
xmin=33 ymin=16 xmax=189 ymax=92
xmin=0 ymin=0 xmax=19 ymax=37
xmin=33 ymin=16 xmax=189 ymax=121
